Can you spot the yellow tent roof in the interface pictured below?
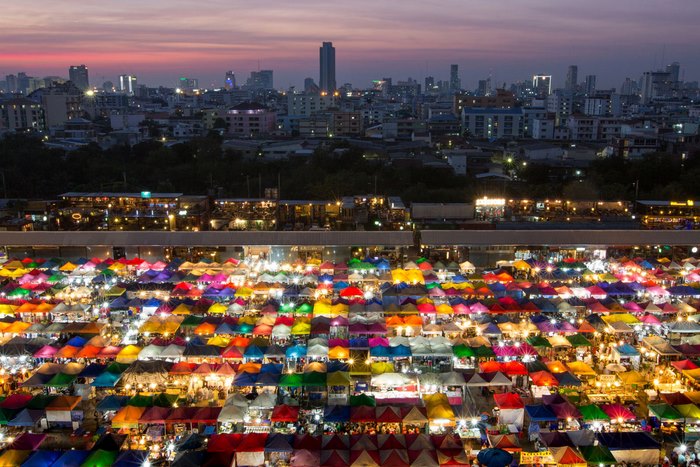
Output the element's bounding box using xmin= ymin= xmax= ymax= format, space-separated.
xmin=207 ymin=335 xmax=231 ymax=347
xmin=602 ymin=313 xmax=641 ymax=325
xmin=0 ymin=450 xmax=31 ymax=467
xmin=423 ymin=393 xmax=455 ymax=422
xmin=617 ymin=370 xmax=646 ymax=385
xmin=59 ymin=262 xmax=77 ymax=272
xmin=675 ymin=403 xmax=700 ymax=420
xmin=328 ymin=345 xmax=349 ymax=360
xmin=116 ymin=345 xmax=142 ymax=364
xmin=291 ymin=322 xmax=311 ymax=335
xmin=111 ymin=406 xmax=146 ymax=429
xmin=208 ymin=303 xmax=227 ymax=314
xmin=171 ymin=304 xmax=192 ymax=315
xmin=513 ymin=260 xmax=531 ymax=270
xmin=436 ymin=304 xmax=453 ymax=314
xmin=313 ymin=300 xmax=332 ymax=314
xmin=1 ymin=260 xmax=24 ymax=270
xmin=370 ymin=361 xmax=395 ymax=375
xmin=234 ymin=287 xmax=253 ymax=297
xmin=566 ymin=361 xmax=597 ymax=376
xmin=326 ymin=371 xmax=350 ymax=386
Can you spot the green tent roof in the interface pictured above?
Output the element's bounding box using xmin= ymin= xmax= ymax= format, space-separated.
xmin=127 ymin=394 xmax=154 ymax=407
xmin=566 ymin=334 xmax=592 ymax=347
xmin=527 ymin=336 xmax=552 ymax=348
xmin=152 ymin=392 xmax=179 ymax=407
xmin=180 ymin=315 xmax=204 ymax=327
xmin=106 ymin=362 xmax=129 ymax=374
xmin=350 ymin=394 xmax=376 ymax=407
xmin=279 ymin=373 xmax=304 ymax=388
xmin=302 ymin=371 xmax=327 ymax=387
xmin=578 ymin=404 xmax=610 ymax=421
xmin=453 ymin=344 xmax=475 ymax=358
xmin=472 ymin=345 xmax=495 ymax=358
xmin=579 ymin=445 xmax=617 ymax=465
xmin=81 ymin=449 xmax=117 ymax=467
xmin=46 ymin=373 xmax=76 ymax=388
xmin=649 ymin=403 xmax=683 ymax=421
xmin=27 ymin=394 xmax=58 ymax=410
xmin=296 ymin=303 xmax=313 ymax=314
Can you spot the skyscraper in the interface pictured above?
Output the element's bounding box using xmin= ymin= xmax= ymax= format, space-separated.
xmin=119 ymin=75 xmax=137 ymax=94
xmin=565 ymin=65 xmax=578 ymax=91
xmin=225 ymin=71 xmax=236 ymax=90
xmin=584 ymin=75 xmax=597 ymax=96
xmin=319 ymin=42 xmax=336 ymax=93
xmin=69 ymin=65 xmax=89 ymax=91
xmin=532 ymin=74 xmax=552 ymax=97
xmin=246 ymin=70 xmax=274 ymax=90
xmin=666 ymin=62 xmax=680 ymax=83
xmin=450 ymin=64 xmax=460 ymax=92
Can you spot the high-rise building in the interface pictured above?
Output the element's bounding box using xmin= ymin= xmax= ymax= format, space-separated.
xmin=450 ymin=64 xmax=460 ymax=92
xmin=319 ymin=42 xmax=336 ymax=93
xmin=119 ymin=75 xmax=137 ymax=94
xmin=584 ymin=75 xmax=597 ymax=96
xmin=246 ymin=70 xmax=274 ymax=90
xmin=477 ymin=78 xmax=492 ymax=97
xmin=225 ymin=71 xmax=236 ymax=90
xmin=304 ymin=78 xmax=319 ymax=93
xmin=532 ymin=74 xmax=552 ymax=97
xmin=565 ymin=65 xmax=578 ymax=91
xmin=666 ymin=62 xmax=680 ymax=83
xmin=620 ymin=78 xmax=637 ymax=96
xmin=178 ymin=77 xmax=199 ymax=91
xmin=16 ymin=73 xmax=30 ymax=94
xmin=5 ymin=74 xmax=17 ymax=93
xmin=69 ymin=65 xmax=89 ymax=91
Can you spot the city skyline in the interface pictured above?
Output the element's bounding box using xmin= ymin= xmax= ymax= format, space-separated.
xmin=1 ymin=0 xmax=699 ymax=90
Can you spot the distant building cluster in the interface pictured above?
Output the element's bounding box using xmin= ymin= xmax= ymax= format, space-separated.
xmin=0 ymin=46 xmax=698 ymax=177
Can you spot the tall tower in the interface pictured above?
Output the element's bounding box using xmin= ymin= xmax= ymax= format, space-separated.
xmin=565 ymin=65 xmax=578 ymax=91
xmin=450 ymin=64 xmax=460 ymax=92
xmin=666 ymin=62 xmax=680 ymax=83
xmin=319 ymin=42 xmax=336 ymax=93
xmin=584 ymin=75 xmax=597 ymax=96
xmin=532 ymin=74 xmax=552 ymax=97
xmin=69 ymin=65 xmax=90 ymax=91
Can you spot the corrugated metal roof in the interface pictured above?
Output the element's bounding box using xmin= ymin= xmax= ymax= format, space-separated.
xmin=0 ymin=231 xmax=414 ymax=247
xmin=420 ymin=230 xmax=700 ymax=246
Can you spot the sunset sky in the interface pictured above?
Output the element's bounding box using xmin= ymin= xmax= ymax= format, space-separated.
xmin=2 ymin=0 xmax=698 ymax=90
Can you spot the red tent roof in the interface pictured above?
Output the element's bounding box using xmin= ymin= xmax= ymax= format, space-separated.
xmin=493 ymin=392 xmax=524 ymax=409
xmin=270 ymin=404 xmax=300 ymax=423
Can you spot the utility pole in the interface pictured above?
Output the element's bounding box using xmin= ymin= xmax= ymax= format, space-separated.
xmin=1 ymin=171 xmax=6 ymax=199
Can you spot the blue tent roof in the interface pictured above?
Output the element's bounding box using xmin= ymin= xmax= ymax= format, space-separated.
xmin=52 ymin=450 xmax=90 ymax=466
xmin=324 ymin=405 xmax=350 ymax=422
xmin=92 ymin=371 xmax=123 ymax=388
xmin=596 ymin=431 xmax=660 ymax=450
xmin=65 ymin=336 xmax=86 ymax=347
xmin=616 ymin=343 xmax=640 ymax=357
xmin=525 ymin=404 xmax=557 ymax=422
xmin=233 ymin=372 xmax=257 ymax=387
xmin=20 ymin=449 xmax=62 ymax=467
xmin=79 ymin=363 xmax=107 ymax=378
xmin=113 ymin=450 xmax=150 ymax=467
xmin=244 ymin=345 xmax=265 ymax=359
xmin=390 ymin=344 xmax=412 ymax=358
xmin=349 ymin=337 xmax=368 ymax=348
xmin=285 ymin=345 xmax=307 ymax=359
xmin=554 ymin=371 xmax=582 ymax=387
xmin=264 ymin=433 xmax=294 ymax=452
xmin=327 ymin=361 xmax=349 ymax=372
xmin=143 ymin=298 xmax=162 ymax=308
xmin=255 ymin=372 xmax=280 ymax=386
xmin=96 ymin=395 xmax=129 ymax=412
xmin=261 ymin=363 xmax=283 ymax=374
xmin=370 ymin=346 xmax=390 ymax=357
xmin=8 ymin=409 xmax=44 ymax=427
